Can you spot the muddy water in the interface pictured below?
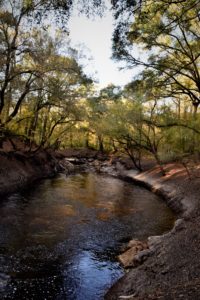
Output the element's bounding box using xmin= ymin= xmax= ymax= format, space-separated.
xmin=0 ymin=172 xmax=175 ymax=299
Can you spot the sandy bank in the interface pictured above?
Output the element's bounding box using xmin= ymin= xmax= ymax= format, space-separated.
xmin=105 ymin=162 xmax=200 ymax=299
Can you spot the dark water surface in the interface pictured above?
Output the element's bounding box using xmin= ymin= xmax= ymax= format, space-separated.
xmin=0 ymin=172 xmax=175 ymax=299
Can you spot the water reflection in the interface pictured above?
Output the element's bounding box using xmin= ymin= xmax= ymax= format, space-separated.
xmin=0 ymin=172 xmax=175 ymax=299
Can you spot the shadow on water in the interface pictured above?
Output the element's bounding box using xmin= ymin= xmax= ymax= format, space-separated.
xmin=0 ymin=172 xmax=175 ymax=299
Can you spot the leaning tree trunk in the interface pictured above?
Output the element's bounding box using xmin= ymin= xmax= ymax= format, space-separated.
xmin=125 ymin=147 xmax=143 ymax=172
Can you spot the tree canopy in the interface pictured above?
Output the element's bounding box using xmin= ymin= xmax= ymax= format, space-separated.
xmin=1 ymin=0 xmax=200 ymax=170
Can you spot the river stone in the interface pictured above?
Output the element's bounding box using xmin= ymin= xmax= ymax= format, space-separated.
xmin=118 ymin=240 xmax=148 ymax=268
xmin=59 ymin=159 xmax=75 ymax=173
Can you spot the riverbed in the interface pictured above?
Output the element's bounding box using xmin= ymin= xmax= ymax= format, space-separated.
xmin=0 ymin=172 xmax=175 ymax=299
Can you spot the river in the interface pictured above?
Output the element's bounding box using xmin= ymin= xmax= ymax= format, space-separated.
xmin=0 ymin=172 xmax=175 ymax=299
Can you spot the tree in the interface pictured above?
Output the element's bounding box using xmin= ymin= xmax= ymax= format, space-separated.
xmin=83 ymin=85 xmax=121 ymax=152
xmin=0 ymin=1 xmax=93 ymax=149
xmin=112 ymin=0 xmax=200 ymax=114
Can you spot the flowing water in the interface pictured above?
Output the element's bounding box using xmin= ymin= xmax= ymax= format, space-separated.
xmin=0 ymin=172 xmax=175 ymax=300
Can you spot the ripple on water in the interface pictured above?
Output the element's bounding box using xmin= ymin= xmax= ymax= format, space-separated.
xmin=0 ymin=172 xmax=175 ymax=299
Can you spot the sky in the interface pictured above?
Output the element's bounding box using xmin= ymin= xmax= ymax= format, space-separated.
xmin=68 ymin=5 xmax=138 ymax=89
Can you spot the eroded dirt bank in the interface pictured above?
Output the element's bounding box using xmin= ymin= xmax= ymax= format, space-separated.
xmin=0 ymin=147 xmax=103 ymax=196
xmin=0 ymin=150 xmax=63 ymax=196
xmin=105 ymin=163 xmax=200 ymax=300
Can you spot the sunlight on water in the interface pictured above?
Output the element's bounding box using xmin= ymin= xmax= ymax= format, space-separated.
xmin=0 ymin=172 xmax=175 ymax=299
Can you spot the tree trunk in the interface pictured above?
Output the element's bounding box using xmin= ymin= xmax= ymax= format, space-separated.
xmin=40 ymin=106 xmax=50 ymax=147
xmin=85 ymin=132 xmax=90 ymax=148
xmin=4 ymin=87 xmax=12 ymax=124
xmin=28 ymin=111 xmax=39 ymax=140
xmin=125 ymin=147 xmax=143 ymax=172
xmin=70 ymin=131 xmax=73 ymax=148
xmin=193 ymin=102 xmax=199 ymax=118
xmin=153 ymin=151 xmax=166 ymax=176
xmin=191 ymin=102 xmax=199 ymax=153
xmin=98 ymin=135 xmax=104 ymax=152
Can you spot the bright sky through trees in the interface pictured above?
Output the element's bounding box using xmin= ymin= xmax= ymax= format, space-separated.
xmin=1 ymin=0 xmax=200 ymax=166
xmin=68 ymin=5 xmax=136 ymax=88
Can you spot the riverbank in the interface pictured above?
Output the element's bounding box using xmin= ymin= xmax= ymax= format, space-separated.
xmin=0 ymin=150 xmax=62 ymax=196
xmin=105 ymin=162 xmax=200 ymax=299
xmin=0 ymin=146 xmax=104 ymax=196
xmin=1 ymin=144 xmax=200 ymax=299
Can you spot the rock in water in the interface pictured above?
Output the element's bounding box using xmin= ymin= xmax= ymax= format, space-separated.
xmin=118 ymin=239 xmax=149 ymax=268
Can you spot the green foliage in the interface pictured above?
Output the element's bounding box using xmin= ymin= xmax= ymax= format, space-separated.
xmin=113 ymin=0 xmax=200 ymax=108
xmin=0 ymin=1 xmax=93 ymax=149
xmin=1 ymin=0 xmax=200 ymax=168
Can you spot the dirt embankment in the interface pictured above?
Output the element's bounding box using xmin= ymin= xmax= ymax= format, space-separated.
xmin=105 ymin=163 xmax=200 ymax=300
xmin=0 ymin=143 xmax=104 ymax=197
xmin=0 ymin=150 xmax=62 ymax=196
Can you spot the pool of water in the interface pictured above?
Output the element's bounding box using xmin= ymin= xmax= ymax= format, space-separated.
xmin=0 ymin=172 xmax=175 ymax=299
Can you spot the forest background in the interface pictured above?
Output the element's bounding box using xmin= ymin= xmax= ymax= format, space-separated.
xmin=0 ymin=0 xmax=200 ymax=172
